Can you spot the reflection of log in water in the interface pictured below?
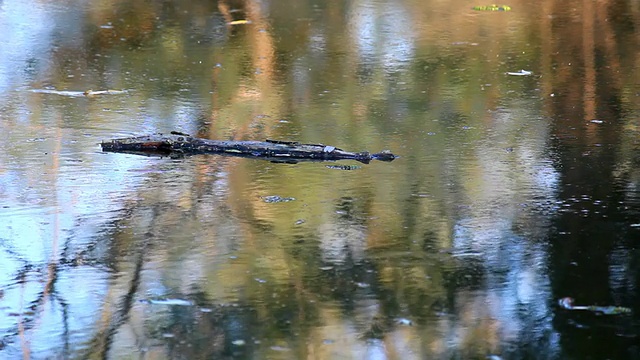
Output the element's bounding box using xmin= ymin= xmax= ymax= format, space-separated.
xmin=101 ymin=132 xmax=397 ymax=164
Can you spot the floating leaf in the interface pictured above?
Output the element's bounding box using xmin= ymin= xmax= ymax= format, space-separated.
xmin=506 ymin=70 xmax=532 ymax=76
xmin=228 ymin=20 xmax=251 ymax=25
xmin=473 ymin=5 xmax=511 ymax=11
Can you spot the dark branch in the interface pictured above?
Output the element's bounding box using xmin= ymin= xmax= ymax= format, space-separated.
xmin=101 ymin=133 xmax=397 ymax=164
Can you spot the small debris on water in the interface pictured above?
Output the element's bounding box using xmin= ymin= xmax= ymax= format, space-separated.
xmin=270 ymin=346 xmax=291 ymax=352
xmin=473 ymin=4 xmax=511 ymax=11
xmin=262 ymin=195 xmax=295 ymax=203
xmin=326 ymin=165 xmax=361 ymax=170
xmin=558 ymin=297 xmax=573 ymax=309
xmin=232 ymin=340 xmax=246 ymax=346
xmin=228 ymin=19 xmax=252 ymax=25
xmin=451 ymin=41 xmax=478 ymax=46
xmin=396 ymin=318 xmax=413 ymax=326
xmin=558 ymin=297 xmax=631 ymax=315
xmin=295 ymin=219 xmax=306 ymax=225
xmin=140 ymin=298 xmax=194 ymax=306
xmin=506 ymin=70 xmax=532 ymax=76
xmin=83 ymin=89 xmax=129 ymax=96
xmin=590 ymin=119 xmax=604 ymax=124
xmin=28 ymin=88 xmax=128 ymax=97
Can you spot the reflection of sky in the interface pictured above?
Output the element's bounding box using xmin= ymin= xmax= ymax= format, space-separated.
xmin=0 ymin=0 xmax=215 ymax=352
xmin=0 ymin=1 xmax=48 ymax=94
xmin=446 ymin=108 xmax=559 ymax=355
xmin=0 ymin=0 xmax=90 ymax=94
xmin=348 ymin=0 xmax=415 ymax=69
xmin=0 ymin=1 xmax=54 ymax=93
xmin=0 ymin=143 xmax=154 ymax=357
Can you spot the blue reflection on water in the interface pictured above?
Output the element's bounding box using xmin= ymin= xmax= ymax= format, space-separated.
xmin=349 ymin=0 xmax=415 ymax=68
xmin=0 ymin=2 xmax=54 ymax=93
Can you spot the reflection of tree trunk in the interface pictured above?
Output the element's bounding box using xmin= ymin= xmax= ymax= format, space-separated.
xmin=82 ymin=245 xmax=146 ymax=359
xmin=583 ymin=0 xmax=596 ymax=128
xmin=596 ymin=0 xmax=622 ymax=93
xmin=217 ymin=1 xmax=234 ymax=24
xmin=18 ymin=287 xmax=30 ymax=360
xmin=244 ymin=0 xmax=275 ymax=90
xmin=209 ymin=0 xmax=280 ymax=141
xmin=540 ymin=0 xmax=553 ymax=115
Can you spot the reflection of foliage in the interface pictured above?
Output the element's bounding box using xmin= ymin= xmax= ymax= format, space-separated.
xmin=4 ymin=0 xmax=640 ymax=358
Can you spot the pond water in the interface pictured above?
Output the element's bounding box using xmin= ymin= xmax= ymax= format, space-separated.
xmin=1 ymin=0 xmax=640 ymax=359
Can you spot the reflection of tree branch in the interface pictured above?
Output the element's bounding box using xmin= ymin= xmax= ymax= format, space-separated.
xmin=80 ymin=244 xmax=146 ymax=359
xmin=1 ymin=260 xmax=66 ymax=358
xmin=0 ymin=239 xmax=30 ymax=267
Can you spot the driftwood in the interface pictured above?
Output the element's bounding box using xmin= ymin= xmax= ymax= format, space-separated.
xmin=101 ymin=132 xmax=397 ymax=164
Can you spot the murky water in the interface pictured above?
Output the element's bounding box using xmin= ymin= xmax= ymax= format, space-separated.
xmin=1 ymin=0 xmax=640 ymax=359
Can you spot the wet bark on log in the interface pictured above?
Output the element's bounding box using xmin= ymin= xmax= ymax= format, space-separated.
xmin=101 ymin=132 xmax=397 ymax=164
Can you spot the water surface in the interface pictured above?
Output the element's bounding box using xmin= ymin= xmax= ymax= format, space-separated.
xmin=1 ymin=0 xmax=640 ymax=359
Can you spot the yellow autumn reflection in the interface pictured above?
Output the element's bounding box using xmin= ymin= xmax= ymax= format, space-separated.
xmin=1 ymin=0 xmax=639 ymax=359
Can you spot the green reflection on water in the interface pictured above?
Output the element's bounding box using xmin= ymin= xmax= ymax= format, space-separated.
xmin=1 ymin=0 xmax=640 ymax=359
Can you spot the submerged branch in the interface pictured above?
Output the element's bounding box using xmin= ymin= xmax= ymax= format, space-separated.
xmin=101 ymin=132 xmax=397 ymax=164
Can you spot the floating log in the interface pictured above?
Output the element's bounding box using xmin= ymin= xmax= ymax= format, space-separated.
xmin=101 ymin=132 xmax=397 ymax=164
